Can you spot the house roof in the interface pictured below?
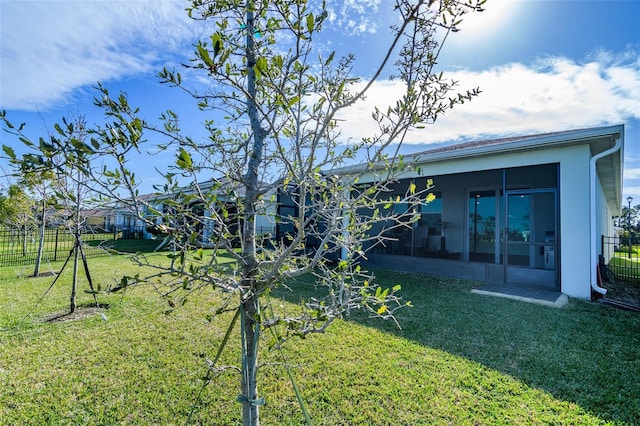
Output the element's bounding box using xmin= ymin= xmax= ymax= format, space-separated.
xmin=330 ymin=124 xmax=625 ymax=211
xmin=407 ymin=129 xmax=580 ymax=158
xmin=399 ymin=125 xmax=623 ymax=165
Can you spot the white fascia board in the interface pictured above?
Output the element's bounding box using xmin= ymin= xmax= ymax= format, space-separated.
xmin=410 ymin=125 xmax=624 ymax=167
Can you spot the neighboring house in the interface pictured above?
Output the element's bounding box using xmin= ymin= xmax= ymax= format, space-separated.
xmin=109 ymin=193 xmax=162 ymax=238
xmin=193 ymin=179 xmax=277 ymax=243
xmin=331 ymin=125 xmax=625 ymax=301
xmin=108 ymin=179 xmax=277 ymax=245
xmin=80 ymin=208 xmax=113 ymax=230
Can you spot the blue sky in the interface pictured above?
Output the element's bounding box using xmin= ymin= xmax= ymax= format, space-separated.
xmin=1 ymin=0 xmax=639 ymax=206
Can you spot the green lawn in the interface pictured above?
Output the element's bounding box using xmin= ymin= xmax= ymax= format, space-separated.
xmin=1 ymin=255 xmax=639 ymax=425
xmin=609 ymin=254 xmax=640 ymax=277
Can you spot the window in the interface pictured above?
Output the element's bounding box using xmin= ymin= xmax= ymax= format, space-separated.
xmin=420 ymin=192 xmax=442 ymax=238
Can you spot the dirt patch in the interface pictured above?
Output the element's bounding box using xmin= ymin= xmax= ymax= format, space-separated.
xmin=603 ymin=280 xmax=640 ymax=308
xmin=34 ymin=271 xmax=58 ymax=277
xmin=42 ymin=304 xmax=110 ymax=323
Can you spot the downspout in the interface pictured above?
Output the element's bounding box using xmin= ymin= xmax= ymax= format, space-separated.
xmin=590 ymin=138 xmax=622 ymax=297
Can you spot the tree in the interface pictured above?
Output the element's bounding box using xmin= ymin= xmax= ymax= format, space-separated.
xmin=56 ymin=116 xmax=94 ymax=313
xmin=616 ymin=204 xmax=639 ymax=229
xmin=20 ymin=169 xmax=57 ymax=277
xmin=615 ymin=203 xmax=640 ymax=250
xmin=2 ymin=0 xmax=483 ymax=423
xmin=0 ymin=184 xmax=35 ymax=256
xmin=1 ymin=115 xmax=102 ymax=314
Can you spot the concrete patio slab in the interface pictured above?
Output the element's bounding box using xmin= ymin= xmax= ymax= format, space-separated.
xmin=471 ymin=283 xmax=568 ymax=308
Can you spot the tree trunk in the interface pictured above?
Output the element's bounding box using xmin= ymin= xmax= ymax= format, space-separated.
xmin=241 ymin=293 xmax=260 ymax=426
xmin=21 ymin=223 xmax=27 ymax=256
xmin=240 ymin=3 xmax=265 ymax=424
xmin=70 ymin=238 xmax=79 ymax=313
xmin=33 ymin=199 xmax=46 ymax=277
xmin=70 ymin=180 xmax=82 ymax=314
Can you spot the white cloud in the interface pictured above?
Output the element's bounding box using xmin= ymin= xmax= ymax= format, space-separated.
xmin=0 ymin=0 xmax=198 ymax=110
xmin=325 ymin=0 xmax=383 ymax=35
xmin=624 ymin=168 xmax=640 ymax=180
xmin=334 ymin=53 xmax=640 ymax=144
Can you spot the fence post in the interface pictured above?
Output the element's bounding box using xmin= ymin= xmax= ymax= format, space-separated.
xmin=54 ymin=229 xmax=59 ymax=262
xmin=22 ymin=223 xmax=27 ymax=257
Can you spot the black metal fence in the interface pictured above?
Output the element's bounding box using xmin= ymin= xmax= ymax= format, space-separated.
xmin=600 ymin=235 xmax=640 ymax=309
xmin=601 ymin=235 xmax=640 ymax=280
xmin=0 ymin=225 xmax=279 ymax=268
xmin=0 ymin=226 xmax=150 ymax=268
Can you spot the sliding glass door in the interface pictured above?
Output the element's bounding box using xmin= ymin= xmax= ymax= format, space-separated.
xmin=469 ymin=190 xmax=502 ymax=264
xmin=505 ymin=190 xmax=557 ymax=289
xmin=466 ymin=163 xmax=558 ymax=290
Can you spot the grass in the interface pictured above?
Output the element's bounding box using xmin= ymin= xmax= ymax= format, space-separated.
xmin=609 ymin=255 xmax=640 ymax=277
xmin=1 ymin=255 xmax=639 ymax=425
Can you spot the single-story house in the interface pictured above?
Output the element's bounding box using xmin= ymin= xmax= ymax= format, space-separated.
xmin=107 ymin=193 xmax=162 ymax=238
xmin=108 ymin=180 xmax=277 ymax=244
xmin=332 ymin=125 xmax=625 ymax=301
xmin=80 ymin=208 xmax=114 ymax=230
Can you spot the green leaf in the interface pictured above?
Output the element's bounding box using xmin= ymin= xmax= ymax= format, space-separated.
xmin=255 ymin=57 xmax=267 ymax=78
xmin=53 ymin=123 xmax=65 ymax=136
xmin=274 ymin=55 xmax=283 ymax=69
xmin=211 ymin=33 xmax=223 ymax=57
xmin=338 ymin=260 xmax=348 ymax=271
xmin=194 ymin=248 xmax=203 ymax=260
xmin=377 ymin=305 xmax=387 ymax=315
xmin=176 ymin=148 xmax=193 ymax=169
xmin=306 ymin=13 xmax=315 ymax=34
xmin=197 ymin=43 xmax=213 ymax=67
xmin=286 ymin=95 xmax=300 ymax=109
xmin=324 ymin=51 xmax=335 ymax=66
xmin=2 ymin=145 xmax=16 ymax=159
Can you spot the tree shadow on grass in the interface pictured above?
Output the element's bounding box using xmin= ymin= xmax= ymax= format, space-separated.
xmin=272 ymin=269 xmax=640 ymax=425
xmin=85 ymin=238 xmax=163 ymax=254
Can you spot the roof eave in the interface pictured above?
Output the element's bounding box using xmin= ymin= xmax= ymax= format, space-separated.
xmin=331 ymin=124 xmax=625 ymax=176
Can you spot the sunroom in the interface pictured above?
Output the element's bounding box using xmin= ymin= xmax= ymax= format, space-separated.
xmin=342 ymin=125 xmax=624 ymax=300
xmin=366 ymin=163 xmax=559 ymax=291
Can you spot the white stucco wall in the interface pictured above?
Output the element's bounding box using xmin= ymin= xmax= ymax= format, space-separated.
xmin=557 ymin=145 xmax=592 ymax=299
